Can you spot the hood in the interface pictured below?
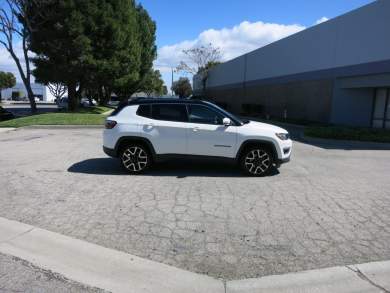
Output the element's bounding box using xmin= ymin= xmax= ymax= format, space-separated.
xmin=242 ymin=120 xmax=288 ymax=133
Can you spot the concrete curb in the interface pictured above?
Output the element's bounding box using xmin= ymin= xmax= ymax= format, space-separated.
xmin=0 ymin=127 xmax=16 ymax=133
xmin=227 ymin=263 xmax=390 ymax=293
xmin=0 ymin=217 xmax=224 ymax=293
xmin=0 ymin=216 xmax=389 ymax=293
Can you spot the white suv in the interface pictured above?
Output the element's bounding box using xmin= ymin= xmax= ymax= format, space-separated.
xmin=103 ymin=98 xmax=292 ymax=176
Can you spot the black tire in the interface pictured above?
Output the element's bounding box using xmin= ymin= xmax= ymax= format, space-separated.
xmin=120 ymin=143 xmax=152 ymax=174
xmin=240 ymin=146 xmax=274 ymax=176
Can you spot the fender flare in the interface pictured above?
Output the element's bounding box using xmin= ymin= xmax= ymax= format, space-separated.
xmin=114 ymin=136 xmax=157 ymax=159
xmin=235 ymin=139 xmax=278 ymax=162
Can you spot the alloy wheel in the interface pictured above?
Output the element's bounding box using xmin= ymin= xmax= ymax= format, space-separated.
xmin=121 ymin=146 xmax=148 ymax=172
xmin=244 ymin=149 xmax=271 ymax=175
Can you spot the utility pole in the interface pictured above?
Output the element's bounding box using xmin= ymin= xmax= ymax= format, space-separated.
xmin=171 ymin=68 xmax=174 ymax=96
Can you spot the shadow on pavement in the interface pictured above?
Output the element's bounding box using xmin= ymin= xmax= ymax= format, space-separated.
xmin=68 ymin=157 xmax=280 ymax=178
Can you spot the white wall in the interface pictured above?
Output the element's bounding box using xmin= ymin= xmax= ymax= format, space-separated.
xmin=1 ymin=83 xmax=55 ymax=102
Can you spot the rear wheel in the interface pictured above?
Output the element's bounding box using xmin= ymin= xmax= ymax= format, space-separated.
xmin=120 ymin=144 xmax=152 ymax=174
xmin=240 ymin=146 xmax=273 ymax=176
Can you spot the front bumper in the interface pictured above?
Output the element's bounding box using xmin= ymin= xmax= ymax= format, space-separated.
xmin=103 ymin=146 xmax=117 ymax=157
xmin=275 ymin=140 xmax=292 ymax=167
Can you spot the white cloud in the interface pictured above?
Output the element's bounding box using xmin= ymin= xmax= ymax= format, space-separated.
xmin=155 ymin=20 xmax=305 ymax=75
xmin=315 ymin=17 xmax=329 ymax=25
xmin=1 ymin=20 xmax=308 ymax=91
xmin=0 ymin=42 xmax=34 ymax=82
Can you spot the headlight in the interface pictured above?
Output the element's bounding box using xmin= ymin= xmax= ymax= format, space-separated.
xmin=275 ymin=133 xmax=290 ymax=140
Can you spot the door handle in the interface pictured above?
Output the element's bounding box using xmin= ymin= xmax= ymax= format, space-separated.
xmin=193 ymin=127 xmax=200 ymax=132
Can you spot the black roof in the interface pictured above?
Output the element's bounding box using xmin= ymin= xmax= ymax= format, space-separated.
xmin=127 ymin=97 xmax=209 ymax=105
xmin=111 ymin=97 xmax=214 ymax=116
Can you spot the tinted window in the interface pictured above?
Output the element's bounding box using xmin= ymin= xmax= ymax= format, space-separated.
xmin=111 ymin=102 xmax=128 ymax=116
xmin=152 ymin=104 xmax=188 ymax=122
xmin=188 ymin=105 xmax=224 ymax=125
xmin=136 ymin=105 xmax=151 ymax=118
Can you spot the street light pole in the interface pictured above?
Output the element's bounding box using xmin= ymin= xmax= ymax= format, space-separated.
xmin=171 ymin=67 xmax=174 ymax=96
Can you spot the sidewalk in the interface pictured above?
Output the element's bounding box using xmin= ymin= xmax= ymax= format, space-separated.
xmin=0 ymin=127 xmax=15 ymax=133
xmin=0 ymin=216 xmax=389 ymax=293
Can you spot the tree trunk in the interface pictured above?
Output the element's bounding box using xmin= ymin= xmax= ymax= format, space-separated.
xmin=8 ymin=49 xmax=37 ymax=113
xmin=202 ymin=72 xmax=208 ymax=97
xmin=88 ymin=96 xmax=93 ymax=106
xmin=98 ymin=86 xmax=105 ymax=106
xmin=26 ymin=85 xmax=37 ymax=113
xmin=67 ymin=81 xmax=78 ymax=111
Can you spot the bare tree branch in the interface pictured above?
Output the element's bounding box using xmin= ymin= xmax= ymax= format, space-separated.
xmin=176 ymin=43 xmax=222 ymax=95
xmin=0 ymin=0 xmax=36 ymax=112
xmin=47 ymin=82 xmax=66 ymax=101
xmin=176 ymin=43 xmax=222 ymax=75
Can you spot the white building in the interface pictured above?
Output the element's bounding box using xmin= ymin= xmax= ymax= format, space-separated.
xmin=1 ymin=83 xmax=56 ymax=102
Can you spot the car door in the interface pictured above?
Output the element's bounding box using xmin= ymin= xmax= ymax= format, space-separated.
xmin=186 ymin=104 xmax=237 ymax=158
xmin=140 ymin=104 xmax=188 ymax=155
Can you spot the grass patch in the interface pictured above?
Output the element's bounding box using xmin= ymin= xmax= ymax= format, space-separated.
xmin=0 ymin=113 xmax=105 ymax=128
xmin=305 ymin=126 xmax=390 ymax=143
xmin=0 ymin=106 xmax=111 ymax=128
xmin=59 ymin=105 xmax=113 ymax=114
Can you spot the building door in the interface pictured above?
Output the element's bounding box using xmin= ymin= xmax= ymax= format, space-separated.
xmin=372 ymin=88 xmax=390 ymax=129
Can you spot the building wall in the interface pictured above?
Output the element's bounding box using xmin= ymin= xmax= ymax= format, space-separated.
xmin=202 ymin=0 xmax=390 ymax=90
xmin=330 ymin=85 xmax=374 ymax=127
xmin=207 ymin=79 xmax=333 ymax=123
xmin=1 ymin=83 xmax=55 ymax=102
xmin=195 ymin=0 xmax=390 ymax=126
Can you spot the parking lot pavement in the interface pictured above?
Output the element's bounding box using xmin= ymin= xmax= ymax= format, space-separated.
xmin=0 ymin=253 xmax=106 ymax=293
xmin=0 ymin=128 xmax=390 ymax=280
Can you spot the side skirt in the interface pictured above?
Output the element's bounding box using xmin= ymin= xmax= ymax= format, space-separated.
xmin=154 ymin=154 xmax=237 ymax=164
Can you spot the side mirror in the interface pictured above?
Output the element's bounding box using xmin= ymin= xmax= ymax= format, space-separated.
xmin=223 ymin=117 xmax=231 ymax=126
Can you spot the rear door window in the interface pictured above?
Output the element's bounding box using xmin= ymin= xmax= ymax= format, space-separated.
xmin=151 ymin=104 xmax=188 ymax=122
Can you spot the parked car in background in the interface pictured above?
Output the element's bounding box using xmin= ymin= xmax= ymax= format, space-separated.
xmin=81 ymin=98 xmax=97 ymax=107
xmin=57 ymin=97 xmax=68 ymax=109
xmin=0 ymin=106 xmax=14 ymax=121
xmin=103 ymin=98 xmax=292 ymax=176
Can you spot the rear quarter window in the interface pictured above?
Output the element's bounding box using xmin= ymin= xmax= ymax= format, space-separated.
xmin=136 ymin=104 xmax=151 ymax=118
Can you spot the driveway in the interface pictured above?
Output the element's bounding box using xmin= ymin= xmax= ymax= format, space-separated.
xmin=0 ymin=128 xmax=389 ymax=280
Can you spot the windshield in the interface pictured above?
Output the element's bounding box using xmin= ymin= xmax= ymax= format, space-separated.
xmin=206 ymin=102 xmax=245 ymax=125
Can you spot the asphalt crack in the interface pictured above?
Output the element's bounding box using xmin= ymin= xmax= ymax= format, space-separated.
xmin=346 ymin=265 xmax=390 ymax=293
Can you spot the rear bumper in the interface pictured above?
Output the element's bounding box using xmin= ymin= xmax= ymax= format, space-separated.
xmin=103 ymin=146 xmax=117 ymax=158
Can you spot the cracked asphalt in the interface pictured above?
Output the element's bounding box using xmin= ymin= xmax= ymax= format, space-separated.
xmin=0 ymin=128 xmax=389 ymax=280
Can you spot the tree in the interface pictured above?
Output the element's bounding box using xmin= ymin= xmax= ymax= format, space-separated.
xmin=27 ymin=0 xmax=157 ymax=109
xmin=139 ymin=69 xmax=165 ymax=97
xmin=176 ymin=44 xmax=221 ymax=95
xmin=171 ymin=77 xmax=192 ymax=98
xmin=0 ymin=0 xmax=41 ymax=112
xmin=162 ymin=85 xmax=168 ymax=96
xmin=177 ymin=44 xmax=221 ymax=75
xmin=176 ymin=43 xmax=221 ymax=95
xmin=0 ymin=71 xmax=16 ymax=101
xmin=47 ymin=83 xmax=66 ymax=103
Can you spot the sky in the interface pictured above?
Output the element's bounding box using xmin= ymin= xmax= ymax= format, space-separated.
xmin=0 ymin=0 xmax=374 ymax=91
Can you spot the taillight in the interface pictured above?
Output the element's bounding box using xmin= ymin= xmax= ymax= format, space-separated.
xmin=105 ymin=120 xmax=117 ymax=129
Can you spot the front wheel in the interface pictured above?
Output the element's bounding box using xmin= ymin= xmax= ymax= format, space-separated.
xmin=120 ymin=144 xmax=152 ymax=174
xmin=240 ymin=147 xmax=274 ymax=176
